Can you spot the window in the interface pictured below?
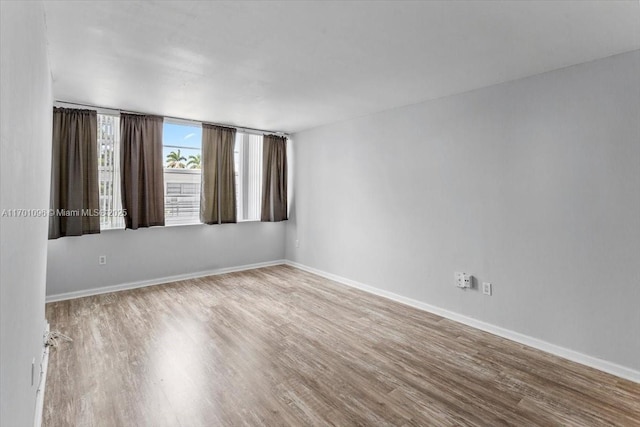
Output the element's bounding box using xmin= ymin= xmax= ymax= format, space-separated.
xmin=163 ymin=120 xmax=203 ymax=226
xmin=235 ymin=132 xmax=263 ymax=221
xmin=98 ymin=113 xmax=124 ymax=230
xmin=97 ymin=113 xmax=265 ymax=228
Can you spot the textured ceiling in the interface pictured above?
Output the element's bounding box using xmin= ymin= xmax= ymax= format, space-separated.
xmin=43 ymin=1 xmax=640 ymax=133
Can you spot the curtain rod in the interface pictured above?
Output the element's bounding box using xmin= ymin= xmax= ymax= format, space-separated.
xmin=54 ymin=100 xmax=290 ymax=137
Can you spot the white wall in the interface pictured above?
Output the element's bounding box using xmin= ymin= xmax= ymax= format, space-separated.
xmin=0 ymin=2 xmax=52 ymax=425
xmin=46 ymin=222 xmax=286 ymax=297
xmin=286 ymin=51 xmax=640 ymax=372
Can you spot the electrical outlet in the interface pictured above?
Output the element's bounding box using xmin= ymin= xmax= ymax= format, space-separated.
xmin=295 ymin=240 xmax=299 ymax=248
xmin=482 ymin=282 xmax=492 ymax=296
xmin=99 ymin=255 xmax=107 ymax=265
xmin=455 ymin=272 xmax=472 ymax=289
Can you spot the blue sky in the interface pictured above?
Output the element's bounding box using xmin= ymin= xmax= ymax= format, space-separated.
xmin=163 ymin=122 xmax=202 ymax=165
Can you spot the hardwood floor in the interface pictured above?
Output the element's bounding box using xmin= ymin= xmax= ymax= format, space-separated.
xmin=44 ymin=265 xmax=639 ymax=426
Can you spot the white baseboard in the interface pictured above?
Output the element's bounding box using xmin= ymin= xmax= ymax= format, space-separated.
xmin=34 ymin=322 xmax=50 ymax=427
xmin=45 ymin=260 xmax=286 ymax=303
xmin=285 ymin=260 xmax=640 ymax=384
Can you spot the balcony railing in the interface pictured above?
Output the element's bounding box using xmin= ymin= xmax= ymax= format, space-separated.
xmin=164 ymin=168 xmax=201 ymax=225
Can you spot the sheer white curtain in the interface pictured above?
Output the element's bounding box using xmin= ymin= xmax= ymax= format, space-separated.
xmin=98 ymin=114 xmax=124 ymax=229
xmin=235 ymin=132 xmax=263 ymax=221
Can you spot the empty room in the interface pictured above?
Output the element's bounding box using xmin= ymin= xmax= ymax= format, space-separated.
xmin=1 ymin=1 xmax=639 ymax=426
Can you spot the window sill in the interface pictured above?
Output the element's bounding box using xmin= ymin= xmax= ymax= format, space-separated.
xmin=99 ymin=219 xmax=262 ymax=232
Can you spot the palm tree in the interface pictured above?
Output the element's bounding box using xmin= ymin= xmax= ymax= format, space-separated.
xmin=166 ymin=150 xmax=187 ymax=168
xmin=187 ymin=153 xmax=201 ymax=169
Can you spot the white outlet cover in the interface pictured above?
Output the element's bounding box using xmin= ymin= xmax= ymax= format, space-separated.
xmin=483 ymin=282 xmax=492 ymax=295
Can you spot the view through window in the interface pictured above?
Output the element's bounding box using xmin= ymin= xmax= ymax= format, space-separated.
xmin=97 ymin=114 xmax=266 ymax=228
xmin=163 ymin=120 xmax=203 ymax=226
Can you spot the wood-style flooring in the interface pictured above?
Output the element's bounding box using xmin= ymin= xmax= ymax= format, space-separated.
xmin=44 ymin=265 xmax=640 ymax=426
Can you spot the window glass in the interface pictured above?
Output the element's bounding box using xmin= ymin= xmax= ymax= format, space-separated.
xmin=163 ymin=121 xmax=203 ymax=226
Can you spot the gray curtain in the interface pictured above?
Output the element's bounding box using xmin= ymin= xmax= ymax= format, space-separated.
xmin=200 ymin=124 xmax=237 ymax=224
xmin=49 ymin=107 xmax=100 ymax=239
xmin=120 ymin=114 xmax=165 ymax=229
xmin=261 ymin=135 xmax=288 ymax=222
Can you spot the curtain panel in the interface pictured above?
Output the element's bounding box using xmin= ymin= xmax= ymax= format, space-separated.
xmin=200 ymin=124 xmax=237 ymax=224
xmin=261 ymin=135 xmax=288 ymax=222
xmin=49 ymin=107 xmax=100 ymax=239
xmin=120 ymin=113 xmax=165 ymax=229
